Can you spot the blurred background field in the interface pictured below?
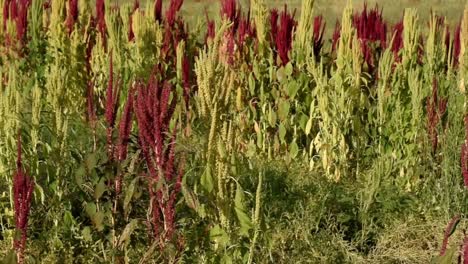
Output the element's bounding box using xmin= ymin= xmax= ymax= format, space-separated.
xmin=176 ymin=0 xmax=468 ymax=29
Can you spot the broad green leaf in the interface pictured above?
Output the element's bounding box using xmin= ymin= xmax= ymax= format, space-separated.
xmin=249 ymin=74 xmax=256 ymax=96
xmin=94 ymin=178 xmax=107 ymax=200
xmin=75 ymin=165 xmax=85 ymax=186
xmin=209 ymin=224 xmax=229 ymax=247
xmin=278 ymin=100 xmax=290 ymax=120
xmin=246 ymin=140 xmax=256 ymax=157
xmin=35 ymin=182 xmax=45 ymax=204
xmin=289 ymin=140 xmax=299 ymax=158
xmin=124 ymin=177 xmax=138 ymax=213
xmin=201 ymin=165 xmax=213 ymax=193
xmin=118 ymin=219 xmax=138 ymax=249
xmin=276 ymin=67 xmax=285 ymax=82
xmin=279 ymin=123 xmax=286 ymax=143
xmin=287 ymin=81 xmax=300 ymax=98
xmin=85 ymin=152 xmax=98 ymax=171
xmin=92 ymin=211 xmax=105 ymax=231
xmin=221 ymin=255 xmax=233 ymax=264
xmin=85 ymin=202 xmax=96 ymax=218
xmin=63 ymin=210 xmax=75 ymax=227
xmin=235 ymin=183 xmax=253 ymax=236
xmin=82 ymin=226 xmax=92 ymax=242
xmin=305 ymin=118 xmax=313 ymax=135
xmin=285 ymin=62 xmax=293 ymax=77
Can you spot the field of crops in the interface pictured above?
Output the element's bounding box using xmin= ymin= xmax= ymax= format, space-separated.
xmin=1 ymin=0 xmax=468 ymax=263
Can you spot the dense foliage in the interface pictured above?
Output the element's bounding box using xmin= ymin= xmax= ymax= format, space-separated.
xmin=1 ymin=0 xmax=468 ymax=263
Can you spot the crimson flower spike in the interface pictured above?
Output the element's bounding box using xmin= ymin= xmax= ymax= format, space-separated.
xmin=96 ymin=0 xmax=106 ymax=44
xmin=221 ymin=0 xmax=240 ymax=30
xmin=165 ymin=0 xmax=183 ymax=27
xmin=426 ymin=78 xmax=447 ymax=153
xmin=269 ymin=9 xmax=278 ymax=48
xmin=274 ymin=5 xmax=296 ymax=66
xmin=134 ymin=67 xmax=180 ymax=243
xmin=116 ymin=88 xmax=134 ymax=162
xmin=391 ymin=19 xmax=404 ymax=62
xmin=332 ymin=20 xmax=341 ymax=52
xmin=2 ymin=0 xmax=10 ymax=32
xmin=439 ymin=215 xmax=461 ymax=256
xmin=463 ymin=235 xmax=468 ymax=264
xmin=313 ymin=15 xmax=325 ymax=56
xmin=154 ymin=0 xmax=163 ymax=23
xmin=65 ymin=0 xmax=78 ymax=35
xmin=128 ymin=0 xmax=139 ymax=41
xmin=205 ymin=12 xmax=215 ymax=43
xmin=238 ymin=10 xmax=256 ymax=46
xmin=13 ymin=134 xmax=35 ymax=264
xmin=114 ymin=87 xmax=134 ymax=196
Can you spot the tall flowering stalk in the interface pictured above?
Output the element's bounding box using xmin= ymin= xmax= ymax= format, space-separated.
xmin=105 ymin=54 xmax=121 ymax=160
xmin=461 ymin=115 xmax=468 ymax=187
xmin=165 ymin=0 xmax=184 ymax=27
xmin=127 ymin=0 xmax=139 ymax=41
xmin=439 ymin=214 xmax=461 ymax=256
xmin=65 ymin=0 xmax=78 ymax=35
xmin=134 ymin=69 xmax=184 ymax=243
xmin=114 ymin=88 xmax=134 ymax=196
xmin=2 ymin=0 xmax=31 ymax=52
xmin=154 ymin=0 xmax=162 ymax=23
xmin=13 ymin=135 xmax=35 ymax=264
xmin=426 ymin=79 xmax=447 ymax=153
xmin=96 ymin=0 xmax=106 ymax=45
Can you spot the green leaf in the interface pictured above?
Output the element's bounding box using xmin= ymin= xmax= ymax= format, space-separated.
xmin=305 ymin=118 xmax=313 ymax=135
xmin=124 ymin=178 xmax=138 ymax=214
xmin=35 ymin=183 xmax=45 ymax=204
xmin=75 ymin=165 xmax=85 ymax=186
xmin=118 ymin=219 xmax=138 ymax=249
xmin=287 ymin=81 xmax=300 ymax=98
xmin=94 ymin=178 xmax=107 ymax=200
xmin=182 ymin=183 xmax=203 ymax=217
xmin=249 ymin=74 xmax=256 ymax=96
xmin=279 ymin=123 xmax=286 ymax=143
xmin=92 ymin=211 xmax=105 ymax=231
xmin=85 ymin=202 xmax=96 ymax=218
xmin=289 ymin=140 xmax=299 ymax=158
xmin=235 ymin=183 xmax=253 ymax=237
xmin=285 ymin=62 xmax=293 ymax=77
xmin=82 ymin=226 xmax=92 ymax=242
xmin=209 ymin=224 xmax=229 ymax=247
xmin=85 ymin=152 xmax=98 ymax=171
xmin=276 ymin=67 xmax=285 ymax=82
xmin=63 ymin=210 xmax=75 ymax=228
xmin=201 ymin=165 xmax=214 ymax=193
xmin=278 ymin=100 xmax=290 ymax=120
